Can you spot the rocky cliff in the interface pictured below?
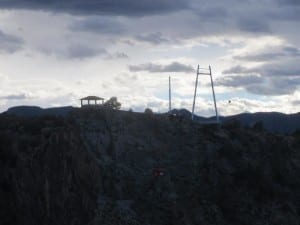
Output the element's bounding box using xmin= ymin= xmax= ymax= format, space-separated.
xmin=1 ymin=108 xmax=300 ymax=225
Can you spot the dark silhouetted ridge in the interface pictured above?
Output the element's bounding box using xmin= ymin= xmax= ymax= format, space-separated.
xmin=5 ymin=105 xmax=75 ymax=117
xmin=0 ymin=107 xmax=299 ymax=225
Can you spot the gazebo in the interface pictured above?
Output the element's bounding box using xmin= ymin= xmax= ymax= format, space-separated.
xmin=80 ymin=96 xmax=104 ymax=107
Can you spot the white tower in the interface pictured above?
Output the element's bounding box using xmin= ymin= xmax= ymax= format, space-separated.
xmin=169 ymin=75 xmax=172 ymax=113
xmin=191 ymin=65 xmax=219 ymax=123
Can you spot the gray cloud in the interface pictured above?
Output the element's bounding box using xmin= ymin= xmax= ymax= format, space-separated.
xmin=235 ymin=52 xmax=285 ymax=62
xmin=114 ymin=73 xmax=138 ymax=85
xmin=261 ymin=63 xmax=300 ymax=77
xmin=196 ymin=6 xmax=228 ymax=21
xmin=188 ymin=1 xmax=300 ymax=39
xmin=268 ymin=6 xmax=300 ymax=21
xmin=65 ymin=44 xmax=107 ymax=59
xmin=187 ymin=1 xmax=287 ymax=37
xmin=234 ymin=46 xmax=300 ymax=62
xmin=224 ymin=61 xmax=300 ymax=77
xmin=106 ymin=52 xmax=129 ymax=59
xmin=114 ymin=52 xmax=129 ymax=58
xmin=1 ymin=0 xmax=299 ymax=48
xmin=0 ymin=29 xmax=23 ymax=53
xmin=0 ymin=0 xmax=189 ymax=16
xmin=0 ymin=93 xmax=28 ymax=100
xmin=292 ymin=100 xmax=300 ymax=105
xmin=0 ymin=0 xmax=299 ymax=43
xmin=284 ymin=46 xmax=300 ymax=55
xmin=237 ymin=18 xmax=271 ymax=34
xmin=217 ymin=74 xmax=300 ymax=96
xmin=247 ymin=77 xmax=300 ymax=95
xmin=216 ymin=75 xmax=263 ymax=88
xmin=275 ymin=0 xmax=300 ymax=6
xmin=221 ymin=57 xmax=300 ymax=95
xmin=129 ymin=62 xmax=195 ymax=73
xmin=223 ymin=66 xmax=251 ymax=74
xmin=69 ymin=17 xmax=126 ymax=34
xmin=135 ymin=32 xmax=171 ymax=45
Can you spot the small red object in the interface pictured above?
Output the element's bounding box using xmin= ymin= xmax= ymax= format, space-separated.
xmin=153 ymin=168 xmax=165 ymax=177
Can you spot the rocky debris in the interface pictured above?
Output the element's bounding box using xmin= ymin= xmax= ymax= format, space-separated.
xmin=1 ymin=107 xmax=300 ymax=225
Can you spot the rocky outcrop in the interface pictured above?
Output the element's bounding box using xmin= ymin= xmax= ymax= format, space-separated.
xmin=0 ymin=115 xmax=98 ymax=225
xmin=1 ymin=108 xmax=300 ymax=225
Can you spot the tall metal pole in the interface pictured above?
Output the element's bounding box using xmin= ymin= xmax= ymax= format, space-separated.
xmin=192 ymin=65 xmax=200 ymax=120
xmin=209 ymin=66 xmax=219 ymax=123
xmin=169 ymin=75 xmax=172 ymax=113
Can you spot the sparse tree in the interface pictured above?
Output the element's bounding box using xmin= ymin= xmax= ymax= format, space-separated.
xmin=144 ymin=108 xmax=153 ymax=115
xmin=104 ymin=97 xmax=121 ymax=110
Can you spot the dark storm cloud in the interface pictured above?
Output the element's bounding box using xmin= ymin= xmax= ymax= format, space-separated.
xmin=129 ymin=62 xmax=195 ymax=73
xmin=69 ymin=17 xmax=126 ymax=34
xmin=0 ymin=0 xmax=189 ymax=16
xmin=0 ymin=30 xmax=23 ymax=53
xmin=65 ymin=44 xmax=107 ymax=59
xmin=135 ymin=32 xmax=171 ymax=45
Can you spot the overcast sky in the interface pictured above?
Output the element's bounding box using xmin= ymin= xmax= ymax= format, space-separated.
xmin=0 ymin=0 xmax=299 ymax=116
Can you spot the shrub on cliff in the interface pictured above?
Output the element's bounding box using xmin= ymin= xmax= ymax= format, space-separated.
xmin=104 ymin=97 xmax=121 ymax=110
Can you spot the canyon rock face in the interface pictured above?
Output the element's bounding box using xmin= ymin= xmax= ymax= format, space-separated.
xmin=1 ymin=108 xmax=300 ymax=225
xmin=0 ymin=114 xmax=98 ymax=225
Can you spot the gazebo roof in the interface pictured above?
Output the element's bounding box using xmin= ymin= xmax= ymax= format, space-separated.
xmin=80 ymin=96 xmax=104 ymax=101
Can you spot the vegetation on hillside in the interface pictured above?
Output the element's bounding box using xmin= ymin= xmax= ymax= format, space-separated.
xmin=0 ymin=108 xmax=299 ymax=225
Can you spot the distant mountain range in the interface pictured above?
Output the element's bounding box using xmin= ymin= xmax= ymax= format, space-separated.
xmin=3 ymin=106 xmax=300 ymax=134
xmin=171 ymin=108 xmax=300 ymax=134
xmin=5 ymin=106 xmax=75 ymax=117
xmin=221 ymin=112 xmax=300 ymax=134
